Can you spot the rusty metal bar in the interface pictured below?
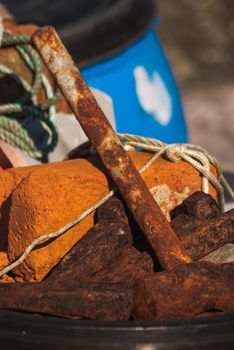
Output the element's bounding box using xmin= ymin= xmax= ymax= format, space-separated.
xmin=32 ymin=26 xmax=192 ymax=270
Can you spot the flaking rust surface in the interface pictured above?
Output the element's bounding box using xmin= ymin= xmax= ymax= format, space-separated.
xmin=181 ymin=209 xmax=234 ymax=260
xmin=92 ymin=246 xmax=154 ymax=286
xmin=170 ymin=191 xmax=221 ymax=221
xmin=133 ymin=261 xmax=234 ymax=320
xmin=0 ymin=281 xmax=133 ymax=321
xmin=0 ymin=194 xmax=233 ymax=321
xmin=32 ymin=26 xmax=192 ymax=270
xmin=49 ymin=197 xmax=134 ymax=282
xmin=170 ymin=192 xmax=234 ymax=260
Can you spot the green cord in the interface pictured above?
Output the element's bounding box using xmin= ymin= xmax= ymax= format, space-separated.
xmin=0 ymin=30 xmax=60 ymax=161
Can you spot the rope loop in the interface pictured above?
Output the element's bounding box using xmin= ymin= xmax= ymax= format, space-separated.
xmin=165 ymin=144 xmax=187 ymax=162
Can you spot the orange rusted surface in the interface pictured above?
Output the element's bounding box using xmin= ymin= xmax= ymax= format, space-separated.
xmin=32 ymin=26 xmax=192 ymax=270
xmin=6 ymin=159 xmax=109 ymax=282
xmin=0 ymin=252 xmax=14 ymax=283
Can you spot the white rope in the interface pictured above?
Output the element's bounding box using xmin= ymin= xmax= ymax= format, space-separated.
xmin=118 ymin=134 xmax=232 ymax=207
xmin=1 ymin=133 xmax=233 ymax=278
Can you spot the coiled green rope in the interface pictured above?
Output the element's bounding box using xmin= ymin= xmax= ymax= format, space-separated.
xmin=0 ymin=30 xmax=60 ymax=162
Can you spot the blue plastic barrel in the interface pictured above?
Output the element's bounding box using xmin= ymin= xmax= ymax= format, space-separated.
xmin=81 ymin=22 xmax=188 ymax=143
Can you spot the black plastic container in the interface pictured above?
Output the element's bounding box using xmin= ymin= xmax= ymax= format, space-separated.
xmin=2 ymin=0 xmax=155 ymax=66
xmin=0 ymin=310 xmax=234 ymax=349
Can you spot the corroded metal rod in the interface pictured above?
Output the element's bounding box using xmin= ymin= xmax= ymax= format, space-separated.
xmin=32 ymin=26 xmax=192 ymax=270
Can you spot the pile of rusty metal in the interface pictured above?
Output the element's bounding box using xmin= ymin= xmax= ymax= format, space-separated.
xmin=0 ymin=27 xmax=233 ymax=321
xmin=0 ymin=191 xmax=233 ymax=320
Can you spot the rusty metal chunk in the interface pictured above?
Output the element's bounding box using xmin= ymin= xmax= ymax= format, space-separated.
xmin=133 ymin=261 xmax=234 ymax=321
xmin=96 ymin=195 xmax=129 ymax=223
xmin=170 ymin=192 xmax=234 ymax=260
xmin=0 ymin=281 xmax=133 ymax=320
xmin=32 ymin=26 xmax=192 ymax=270
xmin=169 ymin=191 xmax=220 ymax=244
xmin=180 ymin=209 xmax=234 ymax=260
xmin=92 ymin=246 xmax=154 ymax=286
xmin=170 ymin=213 xmax=200 ymax=242
xmin=170 ymin=191 xmax=220 ymax=221
xmin=49 ymin=196 xmax=133 ymax=282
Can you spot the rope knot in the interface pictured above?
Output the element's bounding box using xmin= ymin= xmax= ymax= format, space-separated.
xmin=165 ymin=145 xmax=187 ymax=162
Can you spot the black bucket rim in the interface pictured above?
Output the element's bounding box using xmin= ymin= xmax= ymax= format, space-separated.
xmin=0 ymin=310 xmax=234 ymax=349
xmin=58 ymin=0 xmax=155 ymax=67
xmin=2 ymin=0 xmax=155 ymax=67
